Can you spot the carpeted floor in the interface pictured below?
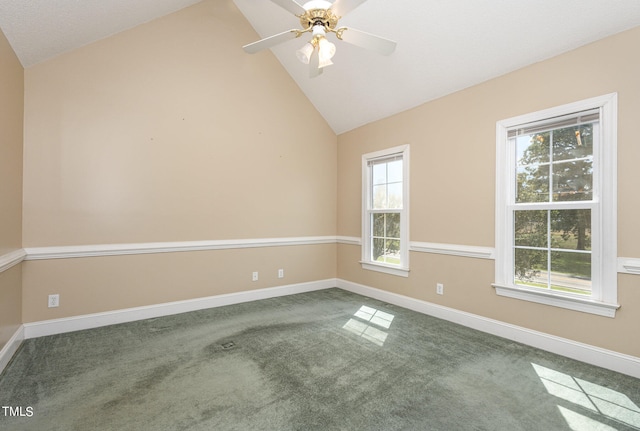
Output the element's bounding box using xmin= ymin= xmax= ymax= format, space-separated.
xmin=1 ymin=288 xmax=638 ymax=430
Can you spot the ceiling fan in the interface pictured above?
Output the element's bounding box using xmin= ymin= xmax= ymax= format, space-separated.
xmin=242 ymin=0 xmax=397 ymax=77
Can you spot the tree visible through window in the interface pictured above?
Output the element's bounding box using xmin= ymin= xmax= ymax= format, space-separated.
xmin=371 ymin=158 xmax=402 ymax=264
xmin=494 ymin=94 xmax=618 ymax=316
xmin=514 ymin=120 xmax=594 ymax=295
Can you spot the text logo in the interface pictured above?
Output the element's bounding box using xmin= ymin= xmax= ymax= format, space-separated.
xmin=1 ymin=406 xmax=34 ymax=417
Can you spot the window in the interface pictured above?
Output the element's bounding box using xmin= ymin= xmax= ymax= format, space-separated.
xmin=494 ymin=94 xmax=618 ymax=317
xmin=361 ymin=145 xmax=409 ymax=277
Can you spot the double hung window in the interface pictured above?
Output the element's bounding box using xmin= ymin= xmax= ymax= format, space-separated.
xmin=495 ymin=95 xmax=618 ymax=317
xmin=361 ymin=145 xmax=409 ymax=277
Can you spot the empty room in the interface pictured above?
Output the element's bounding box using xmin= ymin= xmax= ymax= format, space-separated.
xmin=1 ymin=0 xmax=639 ymax=429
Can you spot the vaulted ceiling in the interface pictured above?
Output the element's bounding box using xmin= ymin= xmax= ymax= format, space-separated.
xmin=1 ymin=0 xmax=639 ymax=133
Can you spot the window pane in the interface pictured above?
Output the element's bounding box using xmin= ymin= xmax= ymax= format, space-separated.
xmin=550 ymin=251 xmax=591 ymax=295
xmin=552 ymin=158 xmax=593 ymax=202
xmin=372 ymin=163 xmax=387 ymax=185
xmin=550 ymin=209 xmax=591 ymax=251
xmin=514 ymin=248 xmax=547 ymax=285
xmin=514 ymin=210 xmax=547 ymax=247
xmin=387 ymin=183 xmax=403 ymax=209
xmin=516 ymin=164 xmax=549 ymax=203
xmin=386 ymin=213 xmax=400 ymax=238
xmin=552 ymin=125 xmax=593 ymax=162
xmin=372 ymin=238 xmax=385 ymax=261
xmin=371 ymin=212 xmax=402 ymax=266
xmin=373 ymin=213 xmax=384 ymax=237
xmin=372 ymin=185 xmax=386 ymax=209
xmin=382 ymin=239 xmax=400 ymax=264
xmin=517 ymin=133 xmax=549 ymax=165
xmin=513 ymin=209 xmax=593 ymax=293
xmin=387 ymin=160 xmax=403 ymax=183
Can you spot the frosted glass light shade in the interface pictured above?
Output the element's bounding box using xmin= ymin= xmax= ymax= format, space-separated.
xmin=318 ymin=56 xmax=333 ymax=68
xmin=317 ymin=38 xmax=336 ymax=68
xmin=296 ymin=42 xmax=314 ymax=64
xmin=318 ymin=38 xmax=336 ymax=59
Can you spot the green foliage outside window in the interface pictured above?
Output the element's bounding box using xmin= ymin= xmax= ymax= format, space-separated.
xmin=514 ymin=123 xmax=593 ymax=293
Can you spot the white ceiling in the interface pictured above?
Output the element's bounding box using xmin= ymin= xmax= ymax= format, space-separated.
xmin=0 ymin=0 xmax=202 ymax=67
xmin=1 ymin=0 xmax=639 ymax=134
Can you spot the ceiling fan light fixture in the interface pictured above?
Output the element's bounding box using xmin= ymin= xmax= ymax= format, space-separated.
xmin=296 ymin=42 xmax=315 ymax=64
xmin=318 ymin=56 xmax=334 ymax=69
xmin=243 ymin=0 xmax=398 ymax=78
xmin=318 ymin=37 xmax=336 ymax=60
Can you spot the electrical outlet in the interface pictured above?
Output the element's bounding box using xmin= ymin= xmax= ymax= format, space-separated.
xmin=436 ymin=283 xmax=444 ymax=295
xmin=278 ymin=269 xmax=284 ymax=279
xmin=252 ymin=271 xmax=259 ymax=282
xmin=48 ymin=294 xmax=60 ymax=308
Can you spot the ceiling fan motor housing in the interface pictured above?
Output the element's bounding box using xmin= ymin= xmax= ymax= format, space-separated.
xmin=299 ymin=0 xmax=339 ymax=31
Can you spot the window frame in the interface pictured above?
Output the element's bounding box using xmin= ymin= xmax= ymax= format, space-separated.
xmin=361 ymin=145 xmax=410 ymax=277
xmin=494 ymin=94 xmax=619 ymax=317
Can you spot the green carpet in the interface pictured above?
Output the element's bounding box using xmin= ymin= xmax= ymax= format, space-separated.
xmin=1 ymin=288 xmax=638 ymax=430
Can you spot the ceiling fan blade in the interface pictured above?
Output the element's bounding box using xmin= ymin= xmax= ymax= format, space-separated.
xmin=269 ymin=0 xmax=306 ymax=16
xmin=337 ymin=27 xmax=397 ymax=55
xmin=330 ymin=0 xmax=368 ymax=17
xmin=309 ymin=49 xmax=323 ymax=78
xmin=243 ymin=30 xmax=299 ymax=54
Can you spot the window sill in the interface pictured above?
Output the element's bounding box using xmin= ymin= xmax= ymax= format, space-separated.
xmin=361 ymin=262 xmax=409 ymax=278
xmin=492 ymin=283 xmax=619 ymax=318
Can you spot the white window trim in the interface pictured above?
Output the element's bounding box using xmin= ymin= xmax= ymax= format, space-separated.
xmin=361 ymin=145 xmax=410 ymax=277
xmin=494 ymin=94 xmax=619 ymax=317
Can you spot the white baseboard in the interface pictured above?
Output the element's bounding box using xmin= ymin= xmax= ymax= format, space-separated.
xmin=11 ymin=278 xmax=640 ymax=379
xmin=0 ymin=325 xmax=25 ymax=375
xmin=23 ymin=279 xmax=336 ymax=339
xmin=336 ymin=278 xmax=640 ymax=379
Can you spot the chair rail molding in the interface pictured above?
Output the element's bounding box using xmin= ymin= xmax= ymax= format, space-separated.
xmin=618 ymin=257 xmax=640 ymax=275
xmin=23 ymin=236 xmax=337 ymax=260
xmin=15 ymin=242 xmax=640 ymax=276
xmin=336 ymin=236 xmax=361 ymax=245
xmin=0 ymin=249 xmax=26 ymax=273
xmin=410 ymin=241 xmax=495 ymax=260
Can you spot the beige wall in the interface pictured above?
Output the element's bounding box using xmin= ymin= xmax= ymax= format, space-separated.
xmin=22 ymin=244 xmax=336 ymax=322
xmin=0 ymin=28 xmax=24 ymax=349
xmin=21 ymin=0 xmax=337 ymax=321
xmin=23 ymin=0 xmax=336 ymax=246
xmin=338 ymin=26 xmax=640 ymax=357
